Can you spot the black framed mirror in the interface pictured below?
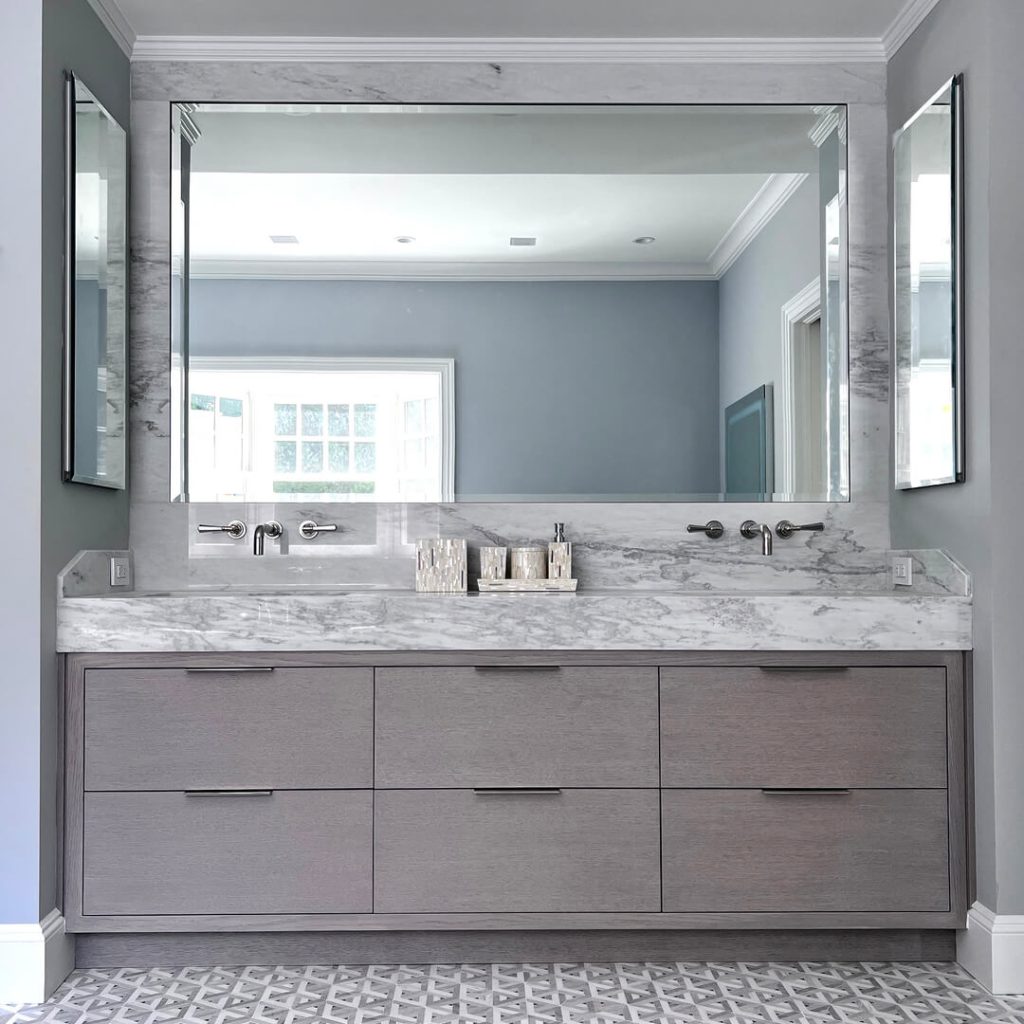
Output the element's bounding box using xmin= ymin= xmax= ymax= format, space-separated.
xmin=62 ymin=71 xmax=128 ymax=489
xmin=893 ymin=74 xmax=965 ymax=489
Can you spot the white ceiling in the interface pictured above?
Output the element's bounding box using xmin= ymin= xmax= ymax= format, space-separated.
xmin=110 ymin=0 xmax=909 ymax=40
xmin=89 ymin=0 xmax=941 ymax=60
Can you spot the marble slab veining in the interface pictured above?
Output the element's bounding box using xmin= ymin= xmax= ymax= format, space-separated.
xmin=57 ymin=586 xmax=971 ymax=653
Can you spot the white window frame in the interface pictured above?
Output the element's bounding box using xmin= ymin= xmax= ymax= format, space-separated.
xmin=778 ymin=278 xmax=822 ymax=497
xmin=189 ymin=356 xmax=455 ymax=501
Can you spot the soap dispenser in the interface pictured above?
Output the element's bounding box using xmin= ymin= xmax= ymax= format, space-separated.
xmin=548 ymin=522 xmax=573 ymax=580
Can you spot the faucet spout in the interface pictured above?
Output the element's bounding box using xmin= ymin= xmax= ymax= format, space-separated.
xmin=740 ymin=520 xmax=774 ymax=556
xmin=252 ymin=520 xmax=283 ymax=556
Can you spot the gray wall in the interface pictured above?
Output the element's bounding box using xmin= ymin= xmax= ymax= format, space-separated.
xmin=889 ymin=0 xmax=1024 ymax=915
xmin=190 ymin=278 xmax=722 ymax=497
xmin=0 ymin=0 xmax=129 ymax=926
xmin=718 ymin=176 xmax=821 ymax=484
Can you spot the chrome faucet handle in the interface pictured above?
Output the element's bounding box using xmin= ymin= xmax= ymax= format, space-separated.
xmin=776 ymin=520 xmax=825 ymax=539
xmin=196 ymin=520 xmax=246 ymax=539
xmin=686 ymin=520 xmax=725 ymax=539
xmin=299 ymin=520 xmax=338 ymax=540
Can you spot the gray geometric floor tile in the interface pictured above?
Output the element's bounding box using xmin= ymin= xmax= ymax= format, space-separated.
xmin=4 ymin=962 xmax=1024 ymax=1024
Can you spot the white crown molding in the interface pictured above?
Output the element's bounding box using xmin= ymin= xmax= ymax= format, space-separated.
xmin=85 ymin=0 xmax=136 ymax=58
xmin=708 ymin=173 xmax=809 ymax=278
xmin=883 ymin=0 xmax=945 ymax=58
xmin=959 ymin=901 xmax=1024 ymax=996
xmin=189 ymin=258 xmax=718 ymax=282
xmin=0 ymin=910 xmax=74 ymax=1004
xmin=95 ymin=0 xmax=941 ymax=64
xmin=130 ymin=35 xmax=887 ymax=64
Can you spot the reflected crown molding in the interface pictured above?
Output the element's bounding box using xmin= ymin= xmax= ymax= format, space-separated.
xmin=188 ymin=258 xmax=719 ymax=282
xmin=708 ymin=173 xmax=809 ymax=279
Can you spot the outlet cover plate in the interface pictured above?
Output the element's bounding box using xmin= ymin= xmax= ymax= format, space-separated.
xmin=109 ymin=556 xmax=131 ymax=588
xmin=892 ymin=555 xmax=914 ymax=587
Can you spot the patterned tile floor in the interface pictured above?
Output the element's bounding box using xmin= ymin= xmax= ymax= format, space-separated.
xmin=4 ymin=961 xmax=1024 ymax=1024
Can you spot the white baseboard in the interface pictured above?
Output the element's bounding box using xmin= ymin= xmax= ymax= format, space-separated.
xmin=0 ymin=910 xmax=74 ymax=1004
xmin=958 ymin=901 xmax=1024 ymax=995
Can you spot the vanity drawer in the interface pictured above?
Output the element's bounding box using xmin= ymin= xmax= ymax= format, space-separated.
xmin=82 ymin=790 xmax=373 ymax=915
xmin=660 ymin=667 xmax=947 ymax=788
xmin=84 ymin=667 xmax=373 ymax=791
xmin=661 ymin=789 xmax=949 ymax=913
xmin=374 ymin=788 xmax=661 ymax=913
xmin=375 ymin=666 xmax=659 ymax=787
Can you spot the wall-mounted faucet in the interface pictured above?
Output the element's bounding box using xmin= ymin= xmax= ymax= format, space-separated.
xmin=740 ymin=520 xmax=773 ymax=556
xmin=252 ymin=521 xmax=283 ymax=556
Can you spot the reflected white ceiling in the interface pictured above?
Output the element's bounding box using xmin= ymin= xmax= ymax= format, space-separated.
xmin=190 ymin=171 xmax=774 ymax=268
xmin=187 ymin=106 xmax=821 ymax=279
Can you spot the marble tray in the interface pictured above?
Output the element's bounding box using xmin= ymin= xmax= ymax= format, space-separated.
xmin=476 ymin=578 xmax=578 ymax=593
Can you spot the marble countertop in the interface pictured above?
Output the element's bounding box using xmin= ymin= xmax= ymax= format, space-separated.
xmin=57 ymin=585 xmax=972 ymax=653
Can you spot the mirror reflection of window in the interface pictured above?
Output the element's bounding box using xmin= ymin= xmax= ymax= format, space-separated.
xmin=172 ymin=103 xmax=849 ymax=503
xmin=187 ymin=361 xmax=452 ymax=502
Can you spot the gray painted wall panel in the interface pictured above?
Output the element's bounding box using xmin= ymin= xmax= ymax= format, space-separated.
xmin=190 ymin=278 xmax=722 ymax=496
xmin=889 ymin=0 xmax=1024 ymax=914
xmin=0 ymin=0 xmax=45 ymax=927
xmin=0 ymin=0 xmax=129 ymax=925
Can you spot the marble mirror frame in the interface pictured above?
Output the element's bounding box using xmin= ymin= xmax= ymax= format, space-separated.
xmin=62 ymin=70 xmax=129 ymax=490
xmin=893 ymin=74 xmax=966 ymax=490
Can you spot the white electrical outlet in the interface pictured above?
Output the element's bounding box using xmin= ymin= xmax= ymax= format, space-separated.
xmin=109 ymin=556 xmax=131 ymax=588
xmin=892 ymin=556 xmax=914 ymax=587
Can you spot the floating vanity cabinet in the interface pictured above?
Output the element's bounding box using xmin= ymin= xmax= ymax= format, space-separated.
xmin=62 ymin=652 xmax=968 ymax=934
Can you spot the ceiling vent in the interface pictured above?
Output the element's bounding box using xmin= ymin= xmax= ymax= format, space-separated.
xmin=269 ymin=234 xmax=299 ymax=244
xmin=509 ymin=236 xmax=537 ymax=247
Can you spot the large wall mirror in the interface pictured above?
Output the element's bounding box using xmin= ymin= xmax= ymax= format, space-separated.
xmin=893 ymin=75 xmax=965 ymax=489
xmin=63 ymin=72 xmax=128 ymax=489
xmin=170 ymin=103 xmax=849 ymax=503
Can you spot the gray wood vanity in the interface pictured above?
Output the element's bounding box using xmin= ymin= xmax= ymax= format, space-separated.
xmin=62 ymin=650 xmax=969 ymax=938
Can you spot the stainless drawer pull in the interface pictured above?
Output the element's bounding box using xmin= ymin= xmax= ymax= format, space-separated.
xmin=185 ymin=788 xmax=274 ymax=797
xmin=761 ymin=788 xmax=852 ymax=796
xmin=184 ymin=667 xmax=276 ymax=674
xmin=473 ymin=666 xmax=561 ymax=673
xmin=473 ymin=787 xmax=563 ymax=796
xmin=758 ymin=666 xmax=850 ymax=674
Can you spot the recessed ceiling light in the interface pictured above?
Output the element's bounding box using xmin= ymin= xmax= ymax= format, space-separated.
xmin=633 ymin=236 xmax=656 ymax=245
xmin=395 ymin=235 xmax=416 ymax=244
xmin=509 ymin=236 xmax=537 ymax=247
xmin=269 ymin=234 xmax=299 ymax=244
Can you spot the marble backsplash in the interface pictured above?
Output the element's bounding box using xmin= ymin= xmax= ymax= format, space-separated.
xmin=107 ymin=500 xmax=969 ymax=597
